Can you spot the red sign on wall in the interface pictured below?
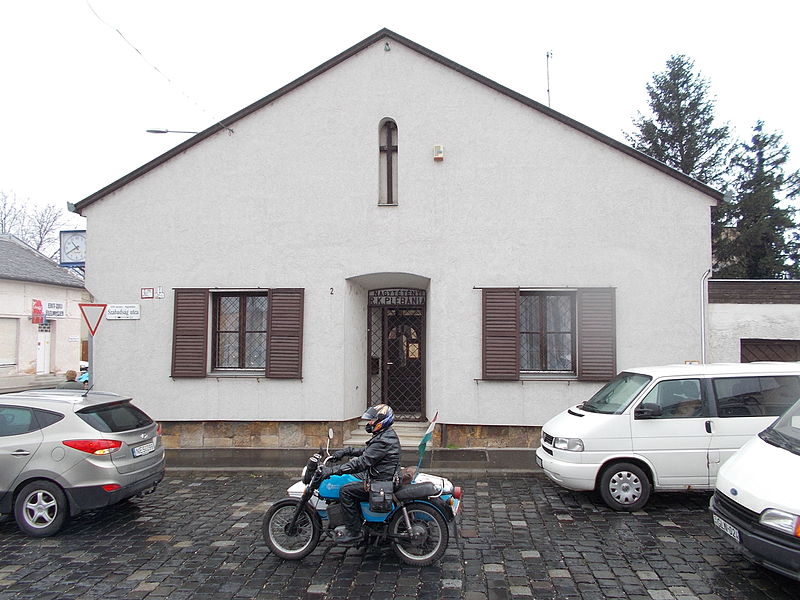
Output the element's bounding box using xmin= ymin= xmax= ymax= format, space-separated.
xmin=32 ymin=299 xmax=44 ymax=325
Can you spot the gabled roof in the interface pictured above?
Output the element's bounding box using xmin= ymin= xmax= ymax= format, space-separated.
xmin=74 ymin=28 xmax=722 ymax=213
xmin=0 ymin=234 xmax=85 ymax=289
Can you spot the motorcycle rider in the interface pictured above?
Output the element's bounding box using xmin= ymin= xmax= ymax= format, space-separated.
xmin=319 ymin=404 xmax=401 ymax=543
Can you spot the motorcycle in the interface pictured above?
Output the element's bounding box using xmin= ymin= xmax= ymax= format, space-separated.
xmin=262 ymin=429 xmax=462 ymax=566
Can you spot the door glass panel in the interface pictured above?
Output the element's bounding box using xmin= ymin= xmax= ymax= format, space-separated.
xmin=640 ymin=379 xmax=705 ymax=418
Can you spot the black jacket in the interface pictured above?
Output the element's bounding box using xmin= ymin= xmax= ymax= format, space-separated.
xmin=337 ymin=427 xmax=401 ymax=481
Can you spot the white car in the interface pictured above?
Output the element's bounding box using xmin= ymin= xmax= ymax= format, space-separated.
xmin=536 ymin=362 xmax=800 ymax=510
xmin=710 ymin=398 xmax=800 ymax=581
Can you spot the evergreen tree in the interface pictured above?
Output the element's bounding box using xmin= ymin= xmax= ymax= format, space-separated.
xmin=714 ymin=122 xmax=800 ymax=278
xmin=626 ymin=54 xmax=731 ymax=188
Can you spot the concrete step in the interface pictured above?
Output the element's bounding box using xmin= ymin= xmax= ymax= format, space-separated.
xmin=0 ymin=373 xmax=62 ymax=394
xmin=343 ymin=420 xmax=431 ymax=449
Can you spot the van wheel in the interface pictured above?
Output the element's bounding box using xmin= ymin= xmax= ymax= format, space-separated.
xmin=599 ymin=462 xmax=650 ymax=511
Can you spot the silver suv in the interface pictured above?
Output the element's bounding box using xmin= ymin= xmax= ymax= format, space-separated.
xmin=0 ymin=389 xmax=164 ymax=536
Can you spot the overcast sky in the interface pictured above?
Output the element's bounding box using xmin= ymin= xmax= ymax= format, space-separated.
xmin=1 ymin=1 xmax=798 ymax=229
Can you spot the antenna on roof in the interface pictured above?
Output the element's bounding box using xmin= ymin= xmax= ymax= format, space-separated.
xmin=546 ymin=51 xmax=553 ymax=107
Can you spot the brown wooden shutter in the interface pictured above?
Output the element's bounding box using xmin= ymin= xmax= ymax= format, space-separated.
xmin=482 ymin=288 xmax=520 ymax=380
xmin=577 ymin=287 xmax=616 ymax=381
xmin=267 ymin=288 xmax=304 ymax=379
xmin=171 ymin=288 xmax=209 ymax=377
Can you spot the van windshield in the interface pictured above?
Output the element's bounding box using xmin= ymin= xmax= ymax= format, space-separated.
xmin=759 ymin=398 xmax=800 ymax=456
xmin=580 ymin=372 xmax=651 ymax=415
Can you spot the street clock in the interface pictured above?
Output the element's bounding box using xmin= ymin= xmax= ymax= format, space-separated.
xmin=59 ymin=230 xmax=86 ymax=267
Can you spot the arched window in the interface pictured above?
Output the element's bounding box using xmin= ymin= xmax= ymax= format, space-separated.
xmin=379 ymin=119 xmax=398 ymax=205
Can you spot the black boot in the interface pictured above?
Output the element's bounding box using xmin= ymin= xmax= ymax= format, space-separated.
xmin=333 ymin=525 xmax=362 ymax=543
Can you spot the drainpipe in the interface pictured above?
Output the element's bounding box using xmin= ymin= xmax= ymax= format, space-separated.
xmin=700 ymin=269 xmax=712 ymax=364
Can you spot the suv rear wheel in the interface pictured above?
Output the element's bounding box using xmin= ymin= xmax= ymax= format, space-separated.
xmin=14 ymin=480 xmax=68 ymax=537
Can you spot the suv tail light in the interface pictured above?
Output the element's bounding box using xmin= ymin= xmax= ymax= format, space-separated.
xmin=63 ymin=439 xmax=122 ymax=455
xmin=156 ymin=422 xmax=162 ymax=436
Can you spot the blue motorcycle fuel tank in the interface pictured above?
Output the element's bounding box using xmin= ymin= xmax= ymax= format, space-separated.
xmin=318 ymin=474 xmax=359 ymax=499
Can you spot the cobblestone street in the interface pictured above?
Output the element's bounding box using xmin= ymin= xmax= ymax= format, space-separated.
xmin=0 ymin=472 xmax=796 ymax=599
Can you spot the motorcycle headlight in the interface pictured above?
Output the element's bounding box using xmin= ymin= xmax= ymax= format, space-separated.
xmin=759 ymin=509 xmax=800 ymax=537
xmin=553 ymin=437 xmax=584 ymax=452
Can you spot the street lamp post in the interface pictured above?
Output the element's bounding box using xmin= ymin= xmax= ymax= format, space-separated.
xmin=146 ymin=129 xmax=198 ymax=134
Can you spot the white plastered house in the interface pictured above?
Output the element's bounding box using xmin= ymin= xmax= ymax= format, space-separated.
xmin=0 ymin=234 xmax=87 ymax=391
xmin=708 ymin=280 xmax=800 ymax=363
xmin=72 ymin=29 xmax=721 ymax=450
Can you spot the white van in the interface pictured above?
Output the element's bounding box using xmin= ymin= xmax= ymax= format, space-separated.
xmin=535 ymin=362 xmax=800 ymax=511
xmin=710 ymin=397 xmax=800 ymax=581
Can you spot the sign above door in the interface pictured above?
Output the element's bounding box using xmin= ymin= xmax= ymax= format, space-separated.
xmin=368 ymin=288 xmax=426 ymax=307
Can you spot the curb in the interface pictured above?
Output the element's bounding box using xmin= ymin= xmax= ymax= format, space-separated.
xmin=164 ymin=447 xmax=542 ymax=475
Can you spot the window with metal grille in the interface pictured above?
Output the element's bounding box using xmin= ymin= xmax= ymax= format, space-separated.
xmin=212 ymin=293 xmax=268 ymax=370
xmin=482 ymin=287 xmax=615 ymax=381
xmin=171 ymin=288 xmax=303 ymax=379
xmin=520 ymin=292 xmax=576 ymax=373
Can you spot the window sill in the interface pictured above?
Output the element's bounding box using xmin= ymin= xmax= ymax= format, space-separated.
xmin=208 ymin=371 xmax=266 ymax=378
xmin=474 ymin=374 xmax=579 ymax=383
xmin=377 ymin=202 xmax=398 ymax=207
xmin=521 ymin=373 xmax=577 ymax=381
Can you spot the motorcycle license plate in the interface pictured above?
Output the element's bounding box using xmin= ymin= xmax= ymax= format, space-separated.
xmin=451 ymin=498 xmax=461 ymax=516
xmin=713 ymin=514 xmax=740 ymax=544
xmin=132 ymin=440 xmax=156 ymax=458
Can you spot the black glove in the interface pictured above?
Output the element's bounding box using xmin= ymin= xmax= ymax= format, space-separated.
xmin=330 ymin=449 xmax=347 ymax=462
xmin=318 ymin=465 xmax=341 ymax=479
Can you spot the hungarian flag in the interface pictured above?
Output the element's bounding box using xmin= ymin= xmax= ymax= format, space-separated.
xmin=418 ymin=410 xmax=439 ymax=460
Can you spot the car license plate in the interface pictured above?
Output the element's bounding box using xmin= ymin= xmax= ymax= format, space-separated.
xmin=713 ymin=514 xmax=740 ymax=543
xmin=132 ymin=440 xmax=155 ymax=458
xmin=536 ymin=455 xmax=543 ymax=467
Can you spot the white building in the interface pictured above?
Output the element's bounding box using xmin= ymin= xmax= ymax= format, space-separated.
xmin=708 ymin=280 xmax=800 ymax=363
xmin=0 ymin=234 xmax=87 ymax=391
xmin=73 ymin=30 xmax=721 ymax=450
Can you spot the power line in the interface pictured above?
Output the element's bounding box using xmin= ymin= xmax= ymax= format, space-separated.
xmin=85 ymin=1 xmax=233 ymax=135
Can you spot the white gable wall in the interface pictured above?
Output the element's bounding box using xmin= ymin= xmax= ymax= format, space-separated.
xmin=82 ymin=39 xmax=714 ymax=426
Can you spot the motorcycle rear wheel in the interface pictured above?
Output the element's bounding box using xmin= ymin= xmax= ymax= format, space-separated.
xmin=388 ymin=502 xmax=449 ymax=566
xmin=262 ymin=498 xmax=320 ymax=560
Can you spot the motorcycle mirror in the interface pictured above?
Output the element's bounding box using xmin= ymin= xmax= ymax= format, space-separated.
xmin=328 ymin=428 xmax=334 ymax=440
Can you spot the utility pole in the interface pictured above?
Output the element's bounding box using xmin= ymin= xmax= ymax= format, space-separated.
xmin=546 ymin=51 xmax=553 ymax=107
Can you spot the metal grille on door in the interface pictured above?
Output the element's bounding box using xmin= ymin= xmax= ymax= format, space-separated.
xmin=368 ymin=289 xmax=426 ymax=421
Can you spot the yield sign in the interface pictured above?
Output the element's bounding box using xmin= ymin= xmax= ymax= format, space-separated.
xmin=79 ymin=303 xmax=107 ymax=336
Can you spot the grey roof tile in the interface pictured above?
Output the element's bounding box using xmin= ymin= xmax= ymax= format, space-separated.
xmin=0 ymin=234 xmax=85 ymax=289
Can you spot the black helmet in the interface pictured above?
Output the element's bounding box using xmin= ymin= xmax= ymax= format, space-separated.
xmin=363 ymin=404 xmax=394 ymax=434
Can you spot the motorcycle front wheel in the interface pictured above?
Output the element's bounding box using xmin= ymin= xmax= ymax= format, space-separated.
xmin=262 ymin=498 xmax=321 ymax=560
xmin=388 ymin=502 xmax=449 ymax=566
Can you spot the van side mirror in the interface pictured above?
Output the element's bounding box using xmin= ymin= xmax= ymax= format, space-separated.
xmin=634 ymin=403 xmax=663 ymax=419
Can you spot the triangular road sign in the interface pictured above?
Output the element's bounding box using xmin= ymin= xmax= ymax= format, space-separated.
xmin=79 ymin=303 xmax=107 ymax=336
